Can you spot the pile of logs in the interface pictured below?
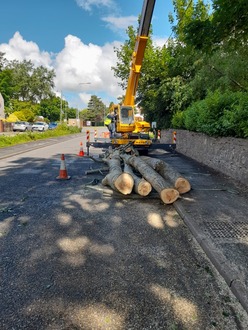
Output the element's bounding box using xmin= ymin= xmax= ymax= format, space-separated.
xmin=92 ymin=143 xmax=191 ymax=205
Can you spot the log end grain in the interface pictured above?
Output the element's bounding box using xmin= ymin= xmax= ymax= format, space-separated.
xmin=175 ymin=177 xmax=191 ymax=194
xmin=137 ymin=179 xmax=152 ymax=196
xmin=114 ymin=173 xmax=134 ymax=195
xmin=160 ymin=188 xmax=179 ymax=204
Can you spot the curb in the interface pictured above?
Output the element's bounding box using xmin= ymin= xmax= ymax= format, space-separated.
xmin=174 ymin=200 xmax=248 ymax=314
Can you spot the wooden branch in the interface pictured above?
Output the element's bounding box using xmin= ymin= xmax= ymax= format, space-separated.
xmin=121 ymin=154 xmax=179 ymax=204
xmin=141 ymin=156 xmax=191 ymax=194
xmin=88 ymin=155 xmax=104 ymax=163
xmin=124 ymin=163 xmax=152 ymax=196
xmin=101 ymin=151 xmax=134 ymax=195
xmin=85 ymin=167 xmax=109 ymax=174
xmin=103 ymin=146 xmax=114 ymax=159
xmin=210 ymin=65 xmax=247 ymax=91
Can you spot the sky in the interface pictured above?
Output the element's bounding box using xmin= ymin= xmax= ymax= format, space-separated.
xmin=0 ymin=0 xmax=175 ymax=109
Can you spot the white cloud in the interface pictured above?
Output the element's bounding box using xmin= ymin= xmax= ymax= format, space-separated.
xmin=0 ymin=32 xmax=123 ymax=108
xmin=102 ymin=15 xmax=138 ymax=31
xmin=153 ymin=36 xmax=169 ymax=48
xmin=0 ymin=32 xmax=52 ymax=68
xmin=54 ymin=34 xmax=123 ymax=101
xmin=75 ymin=0 xmax=115 ymax=11
xmin=79 ymin=92 xmax=92 ymax=105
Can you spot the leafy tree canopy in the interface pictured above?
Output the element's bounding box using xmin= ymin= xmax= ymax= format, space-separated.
xmin=183 ymin=0 xmax=248 ymax=51
xmin=7 ymin=59 xmax=55 ymax=102
xmin=112 ymin=0 xmax=248 ymax=136
xmin=39 ymin=97 xmax=61 ymax=122
xmin=87 ymin=95 xmax=106 ymax=122
xmin=0 ymin=69 xmax=16 ymax=107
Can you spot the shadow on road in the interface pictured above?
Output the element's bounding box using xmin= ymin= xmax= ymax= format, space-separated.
xmin=0 ymin=154 xmax=247 ymax=329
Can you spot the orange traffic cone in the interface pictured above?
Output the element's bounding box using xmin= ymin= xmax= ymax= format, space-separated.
xmin=56 ymin=154 xmax=71 ymax=180
xmin=78 ymin=142 xmax=85 ymax=157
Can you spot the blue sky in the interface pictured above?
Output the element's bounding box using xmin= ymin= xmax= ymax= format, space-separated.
xmin=0 ymin=0 xmax=175 ymax=109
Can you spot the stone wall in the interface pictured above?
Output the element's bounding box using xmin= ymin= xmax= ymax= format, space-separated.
xmin=161 ymin=129 xmax=248 ymax=185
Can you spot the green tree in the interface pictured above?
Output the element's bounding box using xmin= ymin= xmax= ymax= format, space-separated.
xmin=112 ymin=26 xmax=137 ymax=91
xmin=6 ymin=99 xmax=38 ymax=119
xmin=112 ymin=23 xmax=160 ymax=101
xmin=6 ymin=100 xmax=37 ymax=121
xmin=80 ymin=109 xmax=92 ymax=121
xmin=0 ymin=69 xmax=16 ymax=108
xmin=39 ymin=97 xmax=61 ymax=122
xmin=30 ymin=66 xmax=55 ymax=101
xmin=0 ymin=52 xmax=8 ymax=71
xmin=169 ymin=0 xmax=194 ymax=42
xmin=66 ymin=107 xmax=77 ymax=119
xmin=112 ymin=0 xmax=248 ymax=136
xmin=112 ymin=22 xmax=171 ymax=122
xmin=87 ymin=95 xmax=106 ymax=122
xmin=212 ymin=0 xmax=248 ymax=47
xmin=8 ymin=60 xmax=55 ymax=103
xmin=183 ymin=0 xmax=248 ymax=51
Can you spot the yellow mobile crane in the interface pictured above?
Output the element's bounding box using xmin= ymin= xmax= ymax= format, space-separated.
xmin=110 ymin=0 xmax=156 ymax=149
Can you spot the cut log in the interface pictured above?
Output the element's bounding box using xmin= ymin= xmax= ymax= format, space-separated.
xmin=140 ymin=156 xmax=164 ymax=171
xmin=124 ymin=163 xmax=152 ymax=196
xmin=102 ymin=151 xmax=134 ymax=195
xmin=121 ymin=154 xmax=179 ymax=204
xmin=141 ymin=156 xmax=191 ymax=194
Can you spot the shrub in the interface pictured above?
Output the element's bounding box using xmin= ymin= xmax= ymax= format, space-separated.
xmin=172 ymin=90 xmax=248 ymax=138
xmin=171 ymin=111 xmax=185 ymax=129
xmin=184 ymin=101 xmax=202 ymax=132
xmin=222 ymin=93 xmax=248 ymax=137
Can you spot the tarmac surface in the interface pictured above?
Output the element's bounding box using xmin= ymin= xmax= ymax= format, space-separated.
xmin=0 ymin=133 xmax=248 ymax=328
xmin=148 ymin=148 xmax=248 ymax=314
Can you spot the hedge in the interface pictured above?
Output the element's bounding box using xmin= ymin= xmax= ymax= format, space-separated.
xmin=172 ymin=90 xmax=248 ymax=138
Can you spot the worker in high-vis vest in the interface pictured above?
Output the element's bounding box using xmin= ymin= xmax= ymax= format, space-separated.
xmin=104 ymin=112 xmax=116 ymax=138
xmin=104 ymin=115 xmax=111 ymax=128
xmin=149 ymin=129 xmax=155 ymax=139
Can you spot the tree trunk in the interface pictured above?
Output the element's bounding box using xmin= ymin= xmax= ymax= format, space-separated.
xmin=102 ymin=152 xmax=134 ymax=195
xmin=121 ymin=154 xmax=179 ymax=204
xmin=141 ymin=156 xmax=191 ymax=194
xmin=124 ymin=163 xmax=152 ymax=196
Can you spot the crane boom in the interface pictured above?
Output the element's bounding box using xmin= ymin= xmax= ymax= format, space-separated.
xmin=109 ymin=0 xmax=156 ymax=149
xmin=123 ymin=0 xmax=156 ymax=106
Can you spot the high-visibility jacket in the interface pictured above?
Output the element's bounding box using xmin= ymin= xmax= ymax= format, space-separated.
xmin=149 ymin=131 xmax=154 ymax=138
xmin=104 ymin=117 xmax=111 ymax=126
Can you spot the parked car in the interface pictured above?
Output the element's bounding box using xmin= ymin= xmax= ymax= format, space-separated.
xmin=32 ymin=122 xmax=49 ymax=132
xmin=48 ymin=122 xmax=58 ymax=130
xmin=13 ymin=121 xmax=33 ymax=132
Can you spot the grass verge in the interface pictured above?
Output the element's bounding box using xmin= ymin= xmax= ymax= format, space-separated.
xmin=0 ymin=124 xmax=81 ymax=148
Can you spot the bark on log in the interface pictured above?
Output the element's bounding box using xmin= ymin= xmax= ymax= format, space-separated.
xmin=102 ymin=152 xmax=134 ymax=195
xmin=140 ymin=156 xmax=164 ymax=171
xmin=141 ymin=156 xmax=191 ymax=194
xmin=121 ymin=154 xmax=179 ymax=204
xmin=124 ymin=163 xmax=152 ymax=196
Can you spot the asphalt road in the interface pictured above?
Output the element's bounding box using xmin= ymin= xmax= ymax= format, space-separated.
xmin=0 ymin=133 xmax=248 ymax=329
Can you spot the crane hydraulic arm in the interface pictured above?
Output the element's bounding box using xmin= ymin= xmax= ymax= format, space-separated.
xmin=124 ymin=0 xmax=156 ymax=106
xmin=110 ymin=0 xmax=156 ymax=148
